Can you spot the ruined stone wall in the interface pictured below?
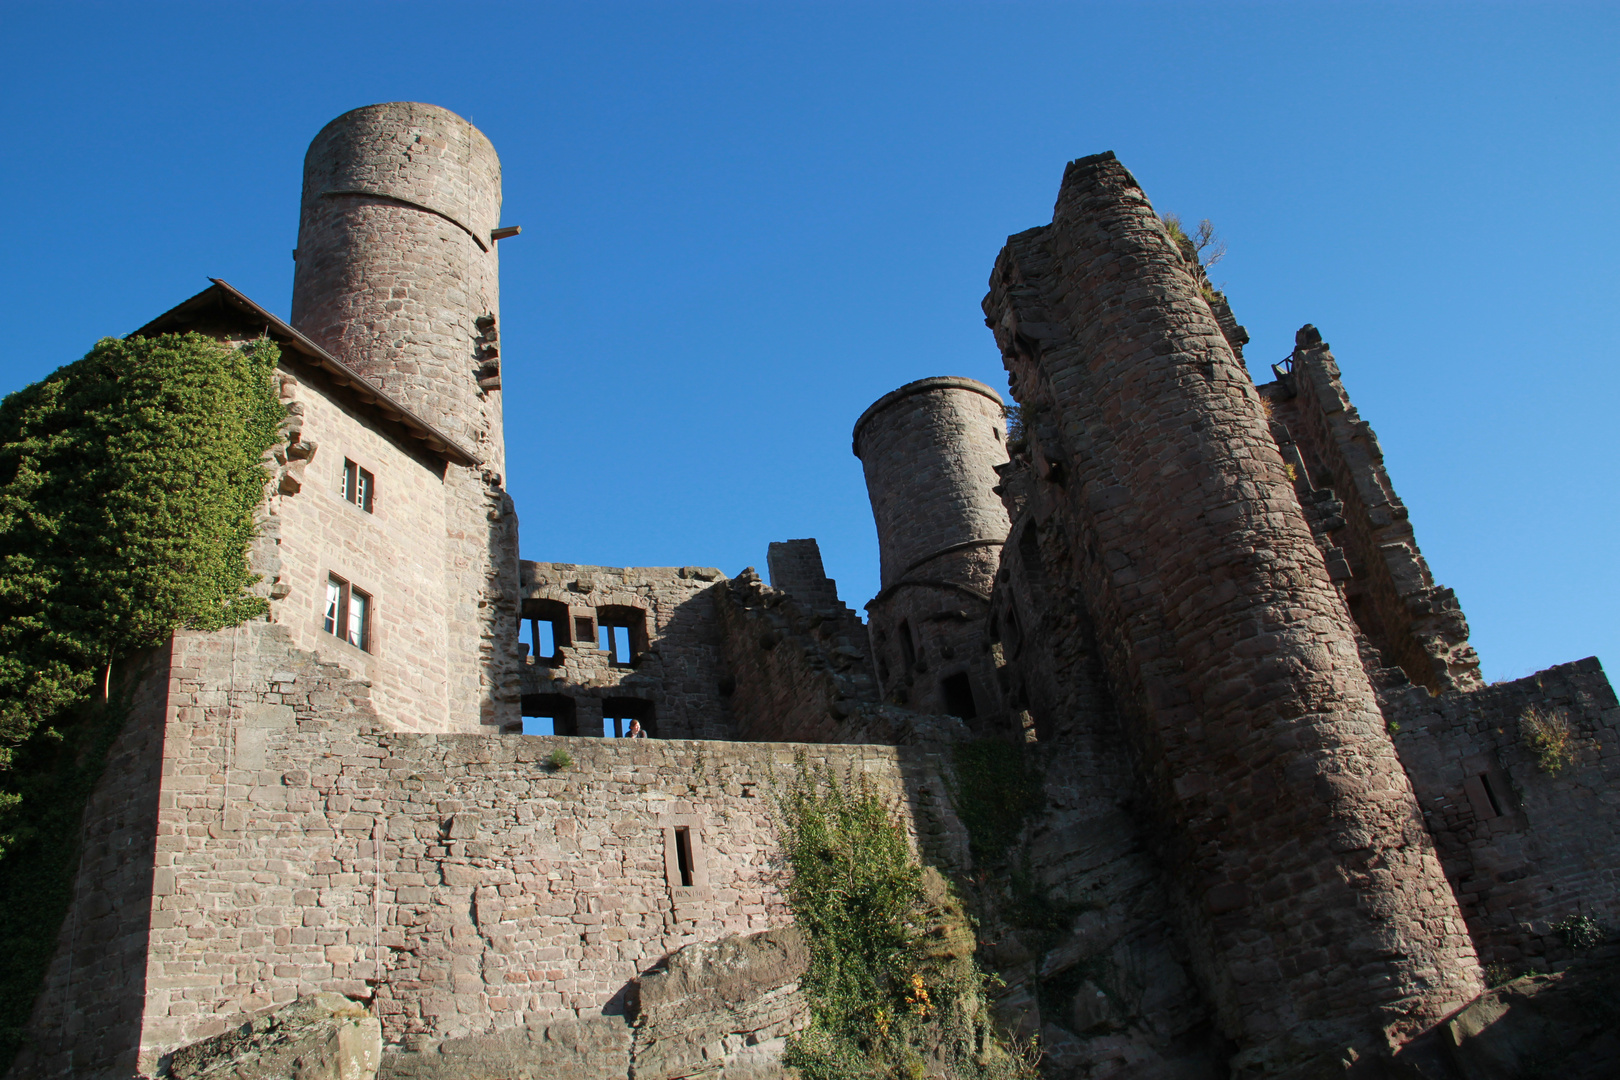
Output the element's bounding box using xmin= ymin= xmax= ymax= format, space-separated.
xmin=982 ymin=152 xmax=1483 ymax=1069
xmin=766 ymin=539 xmax=846 ymax=614
xmin=978 ymin=495 xmax=1221 ymax=1078
xmin=1386 ymin=657 xmax=1620 ymax=967
xmin=1261 ymin=333 xmax=1482 ymax=694
xmin=716 ymin=569 xmax=880 ymax=743
xmin=855 ymin=378 xmax=1010 ymax=724
xmin=517 ymin=562 xmax=733 ymax=740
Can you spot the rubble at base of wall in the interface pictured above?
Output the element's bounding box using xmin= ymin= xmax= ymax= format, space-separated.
xmin=370 ymin=928 xmax=809 ymax=1080
xmin=163 ymin=993 xmax=382 ymax=1080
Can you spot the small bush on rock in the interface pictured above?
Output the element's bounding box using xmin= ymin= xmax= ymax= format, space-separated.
xmin=1521 ymin=705 xmax=1576 ymax=775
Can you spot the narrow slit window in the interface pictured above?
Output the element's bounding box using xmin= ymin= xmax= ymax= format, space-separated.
xmin=898 ymin=620 xmax=917 ymax=670
xmin=674 ymin=827 xmax=694 ymax=887
xmin=1479 ymin=774 xmax=1504 ymax=817
xmin=342 ymin=459 xmax=374 ymax=512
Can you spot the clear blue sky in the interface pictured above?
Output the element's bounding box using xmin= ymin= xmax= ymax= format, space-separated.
xmin=2 ymin=3 xmax=1615 ymax=684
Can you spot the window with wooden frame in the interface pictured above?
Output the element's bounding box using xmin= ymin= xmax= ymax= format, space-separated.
xmin=341 ymin=458 xmax=374 ymax=513
xmin=323 ymin=574 xmax=371 ymax=651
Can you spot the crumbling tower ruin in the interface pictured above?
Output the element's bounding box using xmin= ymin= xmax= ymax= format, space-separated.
xmin=982 ymin=153 xmax=1486 ymax=1064
xmin=854 ymin=376 xmax=1010 ymax=724
xmin=291 ymin=101 xmax=506 ymax=465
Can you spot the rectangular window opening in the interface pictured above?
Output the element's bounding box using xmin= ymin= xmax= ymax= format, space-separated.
xmin=521 ymin=694 xmax=575 ymax=736
xmin=342 ymin=459 xmax=374 ymax=512
xmin=574 ymin=616 xmax=595 ymax=645
xmin=941 ymin=671 xmax=978 ymax=720
xmin=322 ymin=574 xmax=371 ymax=653
xmin=674 ymin=827 xmax=694 ymax=887
xmin=602 ymin=697 xmax=654 ymax=739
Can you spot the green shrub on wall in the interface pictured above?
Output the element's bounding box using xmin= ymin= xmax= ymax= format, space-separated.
xmin=774 ymin=755 xmax=1037 ymax=1080
xmin=0 ymin=332 xmax=282 ymax=1070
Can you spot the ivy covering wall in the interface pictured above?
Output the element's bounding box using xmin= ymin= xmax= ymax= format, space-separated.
xmin=0 ymin=331 xmax=283 ymax=1067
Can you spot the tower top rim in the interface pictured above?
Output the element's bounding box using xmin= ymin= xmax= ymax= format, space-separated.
xmin=852 ymin=376 xmax=1004 ymax=459
xmin=307 ymin=102 xmax=496 ymax=159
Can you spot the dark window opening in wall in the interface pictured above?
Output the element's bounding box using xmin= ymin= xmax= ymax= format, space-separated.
xmin=898 ymin=620 xmax=917 ymax=670
xmin=602 ymin=697 xmax=655 ymax=739
xmin=597 ymin=607 xmax=647 ymax=667
xmin=341 ymin=459 xmax=374 ymax=512
xmin=323 ymin=575 xmax=370 ymax=651
xmin=574 ymin=615 xmax=595 ymax=644
xmin=665 ymin=824 xmax=702 ymax=892
xmin=521 ymin=599 xmax=570 ymax=665
xmin=941 ymin=672 xmax=978 ymax=720
xmin=521 ymin=693 xmax=576 ymax=736
xmin=674 ymin=827 xmax=694 ymax=887
xmin=1463 ymin=773 xmax=1505 ymax=822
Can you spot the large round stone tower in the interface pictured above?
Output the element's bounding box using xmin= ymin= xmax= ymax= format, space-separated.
xmin=291 ymin=101 xmax=505 ymax=465
xmin=853 ymin=376 xmax=1010 ymax=725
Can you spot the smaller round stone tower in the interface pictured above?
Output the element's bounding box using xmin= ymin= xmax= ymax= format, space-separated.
xmin=291 ymin=101 xmax=505 ymax=464
xmin=853 ymin=376 xmax=1011 ymax=724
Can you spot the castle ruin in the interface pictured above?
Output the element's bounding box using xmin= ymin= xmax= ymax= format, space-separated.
xmin=10 ymin=104 xmax=1618 ymax=1080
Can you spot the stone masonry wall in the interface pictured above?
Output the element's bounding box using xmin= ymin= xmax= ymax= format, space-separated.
xmin=517 ymin=562 xmax=732 ymax=740
xmin=982 ymin=152 xmax=1483 ymax=1069
xmin=1386 ymin=657 xmax=1620 ymax=967
xmin=17 ymin=618 xmax=968 ymax=1077
xmin=765 ymin=539 xmax=845 ymax=614
xmin=716 ymin=568 xmax=879 ymax=743
xmin=262 ymin=362 xmax=460 ymax=732
xmin=979 ymin=495 xmax=1222 ymax=1079
xmin=9 ymin=644 xmax=174 ymax=1080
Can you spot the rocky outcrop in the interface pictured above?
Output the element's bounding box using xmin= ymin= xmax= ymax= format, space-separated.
xmin=630 ymin=926 xmax=810 ymax=1079
xmin=164 ymin=993 xmax=381 ymax=1080
xmin=1399 ymin=953 xmax=1620 ymax=1080
xmin=374 ymin=929 xmax=809 ymax=1080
